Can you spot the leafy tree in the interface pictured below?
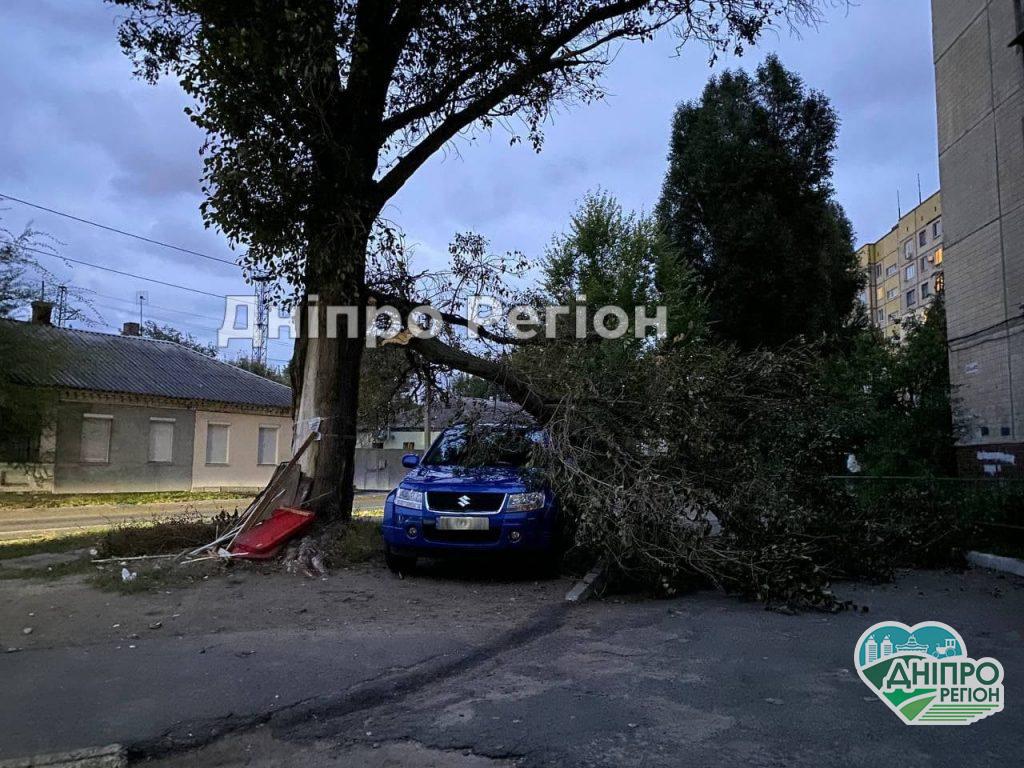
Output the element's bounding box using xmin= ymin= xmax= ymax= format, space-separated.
xmin=231 ymin=355 xmax=289 ymax=385
xmin=826 ymin=296 xmax=957 ymax=477
xmin=450 ymin=373 xmax=495 ymax=400
xmin=542 ymin=191 xmax=705 ymax=343
xmin=657 ymin=54 xmax=862 ymax=349
xmin=141 ymin=321 xmax=219 ymax=357
xmin=111 ymin=0 xmax=829 ymax=520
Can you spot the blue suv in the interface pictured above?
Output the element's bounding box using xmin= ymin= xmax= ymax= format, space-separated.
xmin=381 ymin=423 xmax=559 ymax=573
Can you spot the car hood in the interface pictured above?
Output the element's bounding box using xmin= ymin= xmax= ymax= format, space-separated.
xmin=401 ymin=465 xmax=535 ymax=493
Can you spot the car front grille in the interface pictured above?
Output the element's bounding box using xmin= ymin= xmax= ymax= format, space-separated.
xmin=426 ymin=491 xmax=505 ymax=513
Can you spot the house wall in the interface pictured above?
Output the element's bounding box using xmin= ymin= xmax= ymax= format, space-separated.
xmin=53 ymin=401 xmax=195 ymax=493
xmin=191 ymin=410 xmax=293 ymax=491
xmin=356 ymin=429 xmax=430 ymax=451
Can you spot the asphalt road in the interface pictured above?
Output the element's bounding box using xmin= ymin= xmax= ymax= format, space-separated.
xmin=1 ymin=563 xmax=1020 ymax=766
xmin=0 ymin=493 xmax=389 ymax=542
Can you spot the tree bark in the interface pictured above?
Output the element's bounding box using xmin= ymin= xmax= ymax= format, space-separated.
xmin=293 ymin=235 xmax=369 ymax=523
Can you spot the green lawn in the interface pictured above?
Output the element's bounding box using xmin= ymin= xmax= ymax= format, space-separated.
xmin=0 ymin=489 xmax=251 ymax=511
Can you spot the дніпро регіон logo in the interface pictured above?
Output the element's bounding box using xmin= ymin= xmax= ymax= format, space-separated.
xmin=854 ymin=621 xmax=1004 ymax=725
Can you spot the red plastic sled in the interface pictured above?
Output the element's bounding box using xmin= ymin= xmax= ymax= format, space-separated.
xmin=229 ymin=507 xmax=315 ymax=559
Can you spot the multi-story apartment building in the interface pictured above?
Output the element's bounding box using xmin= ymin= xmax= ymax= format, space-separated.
xmin=857 ymin=191 xmax=945 ymax=337
xmin=932 ymin=0 xmax=1024 ymax=474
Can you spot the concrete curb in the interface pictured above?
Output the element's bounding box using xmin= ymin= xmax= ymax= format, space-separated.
xmin=0 ymin=745 xmax=125 ymax=768
xmin=565 ymin=560 xmax=607 ymax=603
xmin=966 ymin=551 xmax=1024 ymax=578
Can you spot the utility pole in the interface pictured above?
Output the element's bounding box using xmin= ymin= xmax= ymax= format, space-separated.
xmin=423 ymin=368 xmax=432 ymax=450
xmin=917 ymin=174 xmax=923 ymax=206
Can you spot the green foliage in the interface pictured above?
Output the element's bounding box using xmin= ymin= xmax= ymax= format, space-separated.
xmin=141 ymin=321 xmax=219 ymax=357
xmin=824 ymin=297 xmax=957 ymax=477
xmin=449 ymin=373 xmax=495 ymax=399
xmin=657 ymin=55 xmax=862 ymax=349
xmin=539 ymin=191 xmax=707 ymax=345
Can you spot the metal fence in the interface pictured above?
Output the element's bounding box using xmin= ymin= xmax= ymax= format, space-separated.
xmin=828 ymin=475 xmax=1024 ymax=555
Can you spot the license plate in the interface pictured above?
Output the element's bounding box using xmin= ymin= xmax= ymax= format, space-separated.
xmin=436 ymin=516 xmax=489 ymax=531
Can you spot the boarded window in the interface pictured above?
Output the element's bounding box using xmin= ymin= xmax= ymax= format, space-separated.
xmin=149 ymin=418 xmax=174 ymax=463
xmin=81 ymin=414 xmax=112 ymax=463
xmin=257 ymin=426 xmax=278 ymax=465
xmin=206 ymin=423 xmax=229 ymax=464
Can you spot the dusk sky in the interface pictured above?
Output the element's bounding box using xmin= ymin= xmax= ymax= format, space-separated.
xmin=0 ymin=1 xmax=940 ymax=366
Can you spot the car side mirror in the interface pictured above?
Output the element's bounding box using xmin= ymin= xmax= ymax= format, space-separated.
xmin=401 ymin=454 xmax=420 ymax=468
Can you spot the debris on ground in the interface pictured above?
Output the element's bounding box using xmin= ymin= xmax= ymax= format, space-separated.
xmin=120 ymin=568 xmax=137 ymax=583
xmin=283 ymin=536 xmax=328 ymax=579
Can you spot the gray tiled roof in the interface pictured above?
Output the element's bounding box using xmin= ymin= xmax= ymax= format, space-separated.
xmin=1 ymin=319 xmax=291 ymax=410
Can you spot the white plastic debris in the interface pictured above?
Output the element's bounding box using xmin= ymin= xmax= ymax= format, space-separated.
xmin=121 ymin=568 xmax=137 ymax=582
xmin=21 ymin=627 xmax=33 ymax=635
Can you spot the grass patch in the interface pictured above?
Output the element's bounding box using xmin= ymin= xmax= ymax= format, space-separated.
xmin=323 ymin=518 xmax=382 ymax=566
xmin=0 ymin=490 xmax=252 ymax=511
xmin=97 ymin=510 xmax=242 ymax=558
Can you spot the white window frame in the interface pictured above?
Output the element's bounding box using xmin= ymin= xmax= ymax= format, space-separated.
xmin=205 ymin=422 xmax=231 ymax=466
xmin=257 ymin=425 xmax=279 ymax=466
xmin=906 ymin=288 xmax=917 ymax=308
xmin=148 ymin=417 xmax=175 ymax=464
xmin=887 ymin=287 xmax=899 ymax=300
xmin=885 ymin=263 xmax=898 ymax=277
xmin=80 ymin=414 xmax=113 ymax=464
xmin=905 ymin=264 xmax=916 ymax=280
xmin=921 ymin=281 xmax=932 ymax=299
xmin=932 ymin=218 xmax=942 ymax=239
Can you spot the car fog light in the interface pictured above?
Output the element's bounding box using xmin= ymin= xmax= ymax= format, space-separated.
xmin=509 ymin=530 xmax=522 ymax=543
xmin=406 ymin=525 xmax=419 ymax=538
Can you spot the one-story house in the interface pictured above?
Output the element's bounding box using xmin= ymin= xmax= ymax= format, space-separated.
xmin=0 ymin=303 xmax=293 ymax=494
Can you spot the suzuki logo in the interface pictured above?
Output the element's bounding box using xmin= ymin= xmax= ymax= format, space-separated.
xmin=457 ymin=495 xmax=472 ymax=508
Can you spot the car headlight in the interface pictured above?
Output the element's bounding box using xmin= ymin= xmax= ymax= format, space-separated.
xmin=395 ymin=487 xmax=424 ymax=510
xmin=506 ymin=491 xmax=545 ymax=512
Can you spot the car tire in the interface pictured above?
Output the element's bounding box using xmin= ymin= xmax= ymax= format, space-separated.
xmin=385 ymin=547 xmax=416 ymax=575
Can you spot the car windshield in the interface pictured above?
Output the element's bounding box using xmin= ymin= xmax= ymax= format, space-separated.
xmin=421 ymin=425 xmax=545 ymax=468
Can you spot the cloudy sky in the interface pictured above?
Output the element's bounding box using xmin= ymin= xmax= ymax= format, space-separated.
xmin=0 ymin=1 xmax=940 ymax=366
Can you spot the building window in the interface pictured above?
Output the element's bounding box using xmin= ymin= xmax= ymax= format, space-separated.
xmin=873 ymin=263 xmax=882 ymax=279
xmin=886 ymin=263 xmax=898 ymax=277
xmin=876 ymin=308 xmax=885 ymax=325
xmin=257 ymin=426 xmax=278 ymax=465
xmin=402 ymin=441 xmax=416 ymax=451
xmin=932 ymin=218 xmax=942 ymax=239
xmin=920 ymin=255 xmax=928 ymax=272
xmin=935 ymin=272 xmax=945 ymax=293
xmin=903 ymin=240 xmax=914 ymax=260
xmin=934 ymin=247 xmax=943 ymax=265
xmin=887 ymin=287 xmax=899 ymax=300
xmin=81 ymin=414 xmax=112 ymax=463
xmin=205 ymin=423 xmax=230 ymax=465
xmin=905 ymin=264 xmax=916 ymax=280
xmin=918 ymin=230 xmax=927 ymax=247
xmin=921 ymin=281 xmax=932 ymax=299
xmin=906 ymin=288 xmax=917 ymax=308
xmin=148 ymin=418 xmax=174 ymax=463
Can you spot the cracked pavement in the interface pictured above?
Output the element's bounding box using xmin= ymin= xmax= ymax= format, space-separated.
xmin=1 ymin=561 xmax=1022 ymax=767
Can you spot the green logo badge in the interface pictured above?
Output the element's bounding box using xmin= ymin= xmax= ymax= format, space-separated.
xmin=854 ymin=622 xmax=1004 ymax=725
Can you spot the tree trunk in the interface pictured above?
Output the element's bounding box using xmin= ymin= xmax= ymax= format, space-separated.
xmin=292 ymin=239 xmax=369 ymax=523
